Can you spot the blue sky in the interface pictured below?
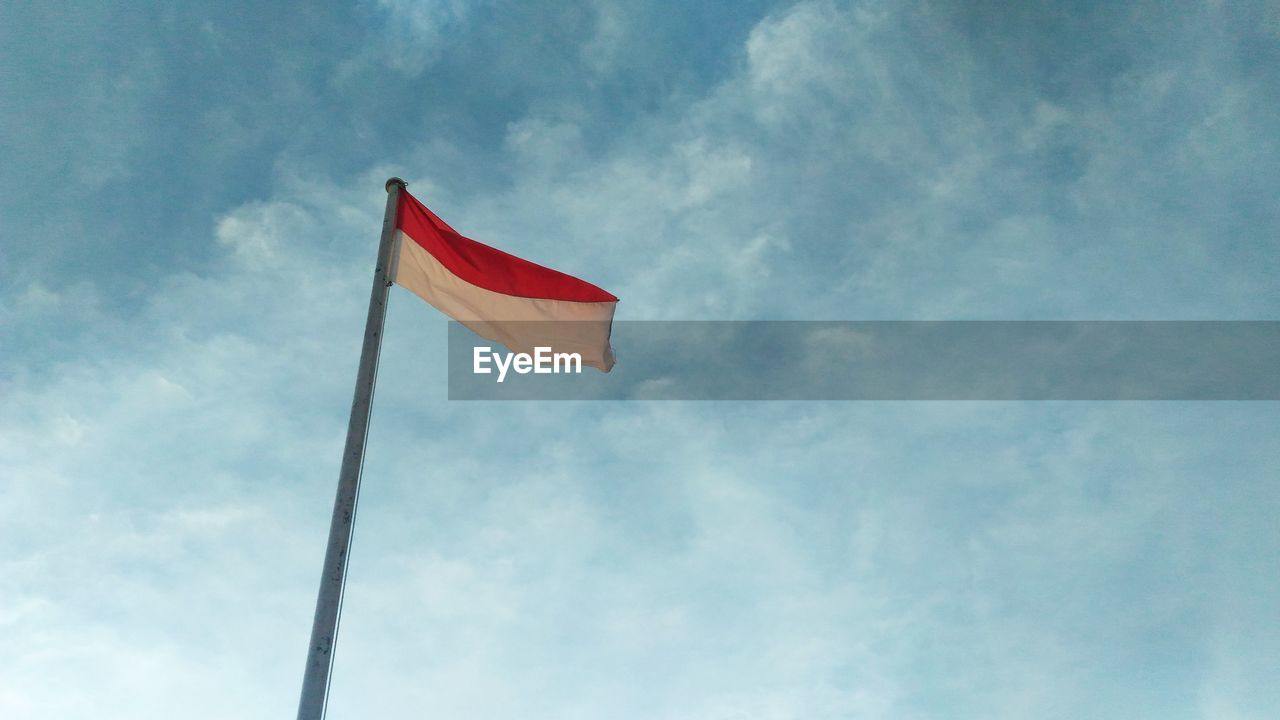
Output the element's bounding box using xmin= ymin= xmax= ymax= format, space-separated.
xmin=2 ymin=1 xmax=1279 ymax=718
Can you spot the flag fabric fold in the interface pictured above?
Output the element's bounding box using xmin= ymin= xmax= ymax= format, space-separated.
xmin=390 ymin=189 xmax=618 ymax=371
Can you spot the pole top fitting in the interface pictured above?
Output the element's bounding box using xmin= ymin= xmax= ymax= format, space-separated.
xmin=385 ymin=177 xmax=407 ymax=193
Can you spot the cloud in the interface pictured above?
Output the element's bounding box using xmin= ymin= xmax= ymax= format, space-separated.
xmin=363 ymin=0 xmax=1278 ymax=323
xmin=3 ymin=1 xmax=1279 ymax=719
xmin=370 ymin=0 xmax=489 ymax=75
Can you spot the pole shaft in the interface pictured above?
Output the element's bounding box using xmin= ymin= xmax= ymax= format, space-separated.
xmin=297 ymin=179 xmax=405 ymax=720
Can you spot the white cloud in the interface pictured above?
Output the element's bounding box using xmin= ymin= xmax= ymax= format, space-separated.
xmin=372 ymin=0 xmax=489 ymax=75
xmin=4 ymin=2 xmax=1280 ymax=718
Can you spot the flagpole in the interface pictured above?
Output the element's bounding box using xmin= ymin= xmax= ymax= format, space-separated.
xmin=297 ymin=177 xmax=406 ymax=720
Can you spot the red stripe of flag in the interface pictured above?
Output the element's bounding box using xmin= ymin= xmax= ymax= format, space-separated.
xmin=396 ymin=190 xmax=617 ymax=303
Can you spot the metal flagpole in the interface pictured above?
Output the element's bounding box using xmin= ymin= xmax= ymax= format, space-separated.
xmin=297 ymin=177 xmax=406 ymax=720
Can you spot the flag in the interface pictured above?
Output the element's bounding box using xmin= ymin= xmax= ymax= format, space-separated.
xmin=390 ymin=189 xmax=618 ymax=371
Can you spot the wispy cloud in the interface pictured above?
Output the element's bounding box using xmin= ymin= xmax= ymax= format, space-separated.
xmin=2 ymin=1 xmax=1279 ymax=718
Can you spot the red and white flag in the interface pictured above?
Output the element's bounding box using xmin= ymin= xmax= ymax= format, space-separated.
xmin=390 ymin=189 xmax=618 ymax=371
